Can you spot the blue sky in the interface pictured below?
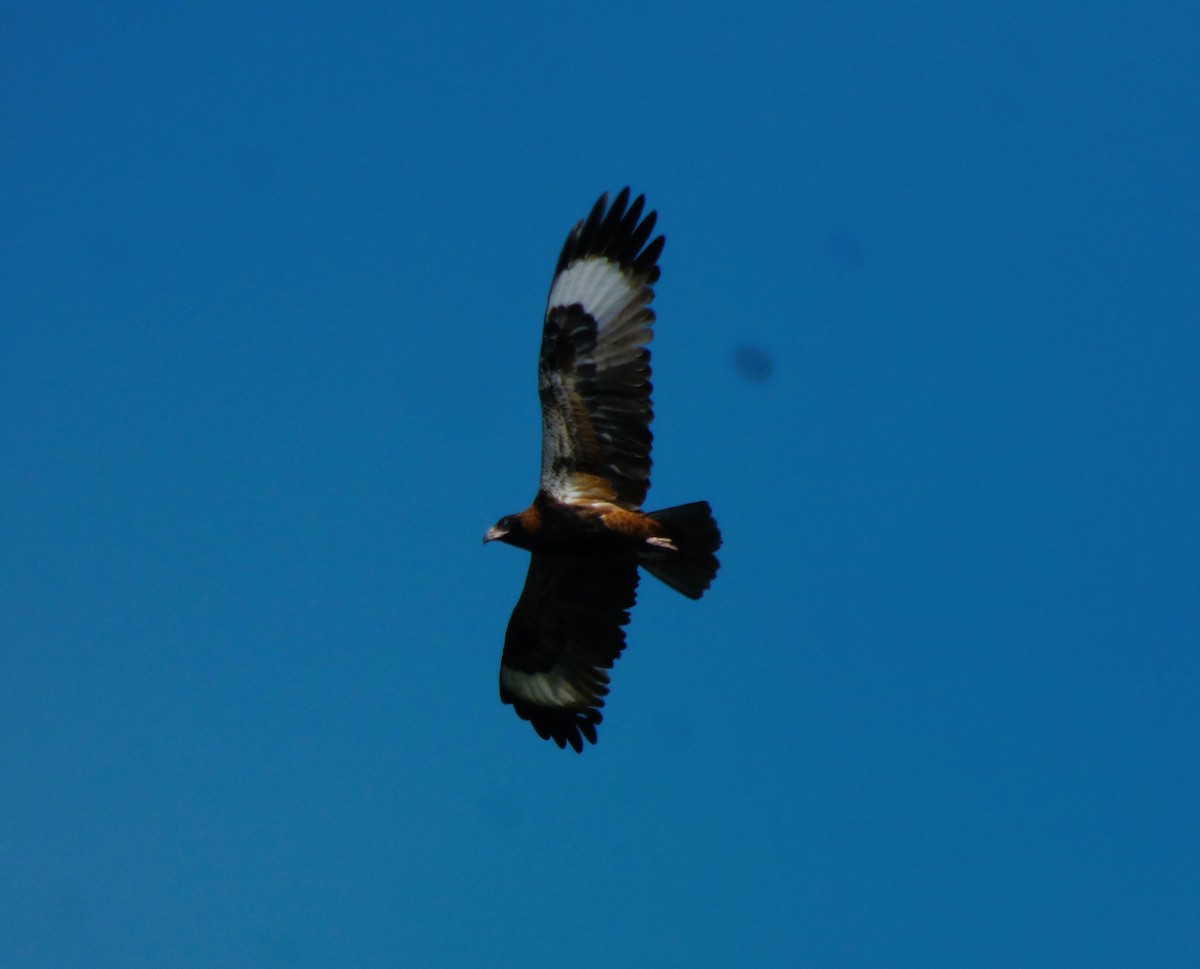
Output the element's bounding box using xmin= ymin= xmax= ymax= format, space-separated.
xmin=2 ymin=2 xmax=1198 ymax=966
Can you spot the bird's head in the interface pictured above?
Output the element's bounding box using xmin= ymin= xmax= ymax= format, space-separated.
xmin=483 ymin=513 xmax=527 ymax=548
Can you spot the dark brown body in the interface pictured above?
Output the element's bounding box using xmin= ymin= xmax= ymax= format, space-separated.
xmin=491 ymin=492 xmax=669 ymax=560
xmin=487 ymin=491 xmax=719 ymax=603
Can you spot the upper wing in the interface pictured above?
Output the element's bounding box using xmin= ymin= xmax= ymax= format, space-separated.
xmin=539 ymin=188 xmax=665 ymax=510
xmin=499 ymin=554 xmax=640 ymax=752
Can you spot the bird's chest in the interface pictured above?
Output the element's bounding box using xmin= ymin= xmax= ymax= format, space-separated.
xmin=528 ymin=503 xmax=643 ymax=558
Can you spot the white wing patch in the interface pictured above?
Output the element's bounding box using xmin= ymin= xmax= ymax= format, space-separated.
xmin=500 ymin=665 xmax=592 ymax=708
xmin=547 ymin=256 xmax=642 ymax=328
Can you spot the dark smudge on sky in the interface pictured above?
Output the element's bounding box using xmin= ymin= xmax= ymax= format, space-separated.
xmin=733 ymin=344 xmax=773 ymax=383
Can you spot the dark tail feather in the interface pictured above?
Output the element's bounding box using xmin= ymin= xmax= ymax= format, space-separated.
xmin=642 ymin=501 xmax=722 ymax=600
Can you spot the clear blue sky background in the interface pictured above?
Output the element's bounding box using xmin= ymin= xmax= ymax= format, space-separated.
xmin=2 ymin=2 xmax=1198 ymax=966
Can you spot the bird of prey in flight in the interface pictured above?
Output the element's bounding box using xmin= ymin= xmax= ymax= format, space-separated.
xmin=484 ymin=189 xmax=721 ymax=751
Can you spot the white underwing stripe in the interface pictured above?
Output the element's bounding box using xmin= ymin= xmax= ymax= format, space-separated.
xmin=547 ymin=257 xmax=642 ymax=328
xmin=500 ymin=665 xmax=590 ymax=707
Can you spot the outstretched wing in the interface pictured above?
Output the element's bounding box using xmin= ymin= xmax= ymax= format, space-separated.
xmin=539 ymin=188 xmax=664 ymax=510
xmin=499 ymin=555 xmax=640 ymax=752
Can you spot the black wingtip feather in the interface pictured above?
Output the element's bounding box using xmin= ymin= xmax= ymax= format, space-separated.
xmin=554 ymin=188 xmax=664 ymax=284
xmin=638 ymin=233 xmax=665 ymax=284
xmin=618 ymin=205 xmax=655 ymax=265
xmin=507 ymin=699 xmax=603 ymax=753
xmin=596 ymin=188 xmax=631 ymax=250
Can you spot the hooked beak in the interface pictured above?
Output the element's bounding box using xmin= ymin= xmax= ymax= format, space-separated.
xmin=483 ymin=524 xmax=508 ymax=545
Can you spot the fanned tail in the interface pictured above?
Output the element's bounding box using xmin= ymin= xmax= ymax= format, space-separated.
xmin=641 ymin=501 xmax=722 ymax=600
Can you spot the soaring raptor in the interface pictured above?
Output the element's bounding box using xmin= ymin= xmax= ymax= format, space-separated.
xmin=484 ymin=189 xmax=721 ymax=751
